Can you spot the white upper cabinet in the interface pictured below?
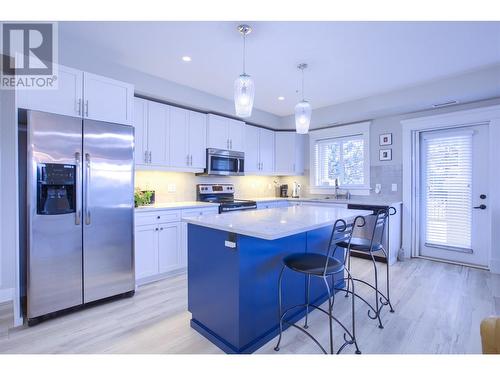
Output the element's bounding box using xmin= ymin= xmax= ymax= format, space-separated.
xmin=275 ymin=132 xmax=306 ymax=175
xmin=83 ymin=72 xmax=134 ymax=125
xmin=207 ymin=114 xmax=245 ymax=152
xmin=259 ymin=128 xmax=275 ymax=173
xmin=16 ymin=65 xmax=134 ymax=126
xmin=147 ymin=101 xmax=170 ymax=166
xmin=16 ymin=64 xmax=83 ymax=118
xmin=207 ymin=114 xmax=228 ymax=150
xmin=188 ymin=111 xmax=207 ymax=169
xmin=169 ymin=106 xmax=190 ymax=168
xmin=244 ymin=125 xmax=275 ymax=175
xmin=168 ymin=107 xmax=207 ymax=172
xmin=227 ymin=118 xmax=245 ymax=152
xmin=133 ymin=98 xmax=148 ymax=165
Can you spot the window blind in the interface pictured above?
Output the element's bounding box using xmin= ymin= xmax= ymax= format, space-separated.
xmin=424 ymin=133 xmax=472 ymax=250
xmin=313 ymin=135 xmax=364 ymax=187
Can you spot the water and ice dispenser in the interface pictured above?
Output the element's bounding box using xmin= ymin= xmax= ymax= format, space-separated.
xmin=36 ymin=163 xmax=76 ymax=215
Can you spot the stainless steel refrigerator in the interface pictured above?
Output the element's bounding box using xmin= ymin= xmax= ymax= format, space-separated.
xmin=22 ymin=110 xmax=135 ymax=325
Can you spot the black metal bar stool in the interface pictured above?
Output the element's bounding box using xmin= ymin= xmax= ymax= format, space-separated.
xmin=337 ymin=207 xmax=396 ymax=329
xmin=274 ymin=216 xmax=365 ymax=354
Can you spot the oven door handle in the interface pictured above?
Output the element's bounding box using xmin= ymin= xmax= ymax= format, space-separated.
xmin=236 ymin=158 xmax=240 ymax=173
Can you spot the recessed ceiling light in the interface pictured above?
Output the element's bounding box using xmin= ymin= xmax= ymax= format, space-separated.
xmin=182 ymin=56 xmax=192 ymax=62
xmin=277 ymin=96 xmax=285 ymax=101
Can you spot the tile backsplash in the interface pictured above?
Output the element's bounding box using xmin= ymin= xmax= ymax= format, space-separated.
xmin=135 ymin=171 xmax=282 ymax=201
xmin=135 ymin=164 xmax=402 ymax=203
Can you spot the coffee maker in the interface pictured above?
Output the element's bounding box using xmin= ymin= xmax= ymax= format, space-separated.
xmin=279 ymin=184 xmax=288 ymax=198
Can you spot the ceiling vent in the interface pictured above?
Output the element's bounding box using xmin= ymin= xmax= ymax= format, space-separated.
xmin=432 ymin=100 xmax=458 ymax=108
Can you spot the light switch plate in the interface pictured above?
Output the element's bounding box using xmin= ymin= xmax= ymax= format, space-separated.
xmin=167 ymin=183 xmax=176 ymax=193
xmin=391 ymin=183 xmax=398 ymax=192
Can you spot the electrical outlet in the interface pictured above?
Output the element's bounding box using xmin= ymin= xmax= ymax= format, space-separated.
xmin=391 ymin=183 xmax=398 ymax=192
xmin=375 ymin=184 xmax=382 ymax=194
xmin=167 ymin=183 xmax=176 ymax=193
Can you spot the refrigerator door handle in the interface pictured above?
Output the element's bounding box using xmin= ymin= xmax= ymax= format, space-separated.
xmin=85 ymin=153 xmax=91 ymax=225
xmin=75 ymin=152 xmax=81 ymax=225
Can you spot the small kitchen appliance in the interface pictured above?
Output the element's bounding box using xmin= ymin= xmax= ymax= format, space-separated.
xmin=279 ymin=184 xmax=289 ymax=198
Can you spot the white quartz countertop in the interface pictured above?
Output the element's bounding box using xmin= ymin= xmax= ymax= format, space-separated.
xmin=183 ymin=205 xmax=372 ymax=240
xmin=135 ymin=201 xmax=219 ymax=212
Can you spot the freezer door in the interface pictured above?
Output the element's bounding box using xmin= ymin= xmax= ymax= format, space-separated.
xmin=83 ymin=120 xmax=135 ymax=303
xmin=27 ymin=111 xmax=83 ymax=319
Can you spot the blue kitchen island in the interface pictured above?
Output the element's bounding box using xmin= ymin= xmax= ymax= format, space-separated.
xmin=184 ymin=205 xmax=370 ymax=354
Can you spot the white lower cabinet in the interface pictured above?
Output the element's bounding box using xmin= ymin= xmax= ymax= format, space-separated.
xmin=158 ymin=222 xmax=182 ymax=274
xmin=135 ymin=224 xmax=159 ymax=280
xmin=135 ymin=206 xmax=218 ymax=285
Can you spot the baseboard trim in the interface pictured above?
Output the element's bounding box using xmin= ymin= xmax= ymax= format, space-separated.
xmin=0 ymin=288 xmax=14 ymax=303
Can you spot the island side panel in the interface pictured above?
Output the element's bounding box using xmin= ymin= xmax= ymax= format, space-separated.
xmin=237 ymin=233 xmax=308 ymax=352
xmin=187 ymin=224 xmax=240 ymax=351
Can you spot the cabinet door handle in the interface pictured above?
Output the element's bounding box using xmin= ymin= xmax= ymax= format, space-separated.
xmin=160 ymin=227 xmax=164 ymax=231
xmin=144 ymin=150 xmax=149 ymax=163
xmin=155 ymin=227 xmax=159 ymax=231
xmin=76 ymin=99 xmax=82 ymax=116
xmin=148 ymin=151 xmax=152 ymax=164
xmin=230 ymin=139 xmax=233 ymax=150
xmin=190 ymin=155 xmax=193 ymax=166
xmin=84 ymin=100 xmax=89 ymax=117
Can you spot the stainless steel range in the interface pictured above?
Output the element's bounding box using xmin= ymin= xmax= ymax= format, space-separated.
xmin=197 ymin=184 xmax=256 ymax=213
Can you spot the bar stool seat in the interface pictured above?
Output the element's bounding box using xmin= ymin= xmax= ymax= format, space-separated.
xmin=337 ymin=238 xmax=383 ymax=252
xmin=283 ymin=253 xmax=344 ymax=276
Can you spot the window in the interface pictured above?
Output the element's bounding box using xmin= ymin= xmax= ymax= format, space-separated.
xmin=314 ymin=135 xmax=365 ymax=188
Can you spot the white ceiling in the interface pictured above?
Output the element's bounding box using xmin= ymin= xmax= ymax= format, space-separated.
xmin=59 ymin=21 xmax=500 ymax=116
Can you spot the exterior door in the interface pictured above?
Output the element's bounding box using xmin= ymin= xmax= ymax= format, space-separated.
xmin=27 ymin=111 xmax=83 ymax=319
xmin=419 ymin=125 xmax=490 ymax=267
xmin=83 ymin=120 xmax=135 ymax=303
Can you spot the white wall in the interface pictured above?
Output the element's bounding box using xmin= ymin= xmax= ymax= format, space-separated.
xmin=279 ymin=64 xmax=500 ymax=131
xmin=57 ymin=39 xmax=282 ymax=129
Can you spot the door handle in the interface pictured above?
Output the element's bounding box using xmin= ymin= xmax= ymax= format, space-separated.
xmin=76 ymin=99 xmax=82 ymax=116
xmin=84 ymin=100 xmax=89 ymax=117
xmin=473 ymin=204 xmax=487 ymax=210
xmin=75 ymin=152 xmax=81 ymax=225
xmin=190 ymin=155 xmax=193 ymax=165
xmin=85 ymin=153 xmax=91 ymax=225
xmin=144 ymin=150 xmax=149 ymax=164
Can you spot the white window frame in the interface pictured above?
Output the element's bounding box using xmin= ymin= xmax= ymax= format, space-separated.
xmin=309 ymin=121 xmax=371 ymax=195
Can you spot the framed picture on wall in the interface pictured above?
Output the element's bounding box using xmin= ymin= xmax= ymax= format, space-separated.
xmin=379 ymin=149 xmax=392 ymax=161
xmin=379 ymin=133 xmax=393 ymax=146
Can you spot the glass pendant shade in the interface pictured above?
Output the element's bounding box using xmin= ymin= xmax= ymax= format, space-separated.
xmin=234 ymin=73 xmax=255 ymax=118
xmin=295 ymin=100 xmax=311 ymax=134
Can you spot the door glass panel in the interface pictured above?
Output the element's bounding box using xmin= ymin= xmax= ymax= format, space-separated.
xmin=423 ymin=132 xmax=472 ymax=251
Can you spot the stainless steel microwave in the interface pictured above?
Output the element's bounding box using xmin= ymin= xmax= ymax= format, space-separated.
xmin=201 ymin=148 xmax=245 ymax=176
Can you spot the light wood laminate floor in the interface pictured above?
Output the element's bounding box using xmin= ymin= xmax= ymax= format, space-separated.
xmin=0 ymin=257 xmax=499 ymax=354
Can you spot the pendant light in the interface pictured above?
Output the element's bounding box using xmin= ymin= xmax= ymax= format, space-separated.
xmin=234 ymin=24 xmax=255 ymax=118
xmin=295 ymin=63 xmax=312 ymax=134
